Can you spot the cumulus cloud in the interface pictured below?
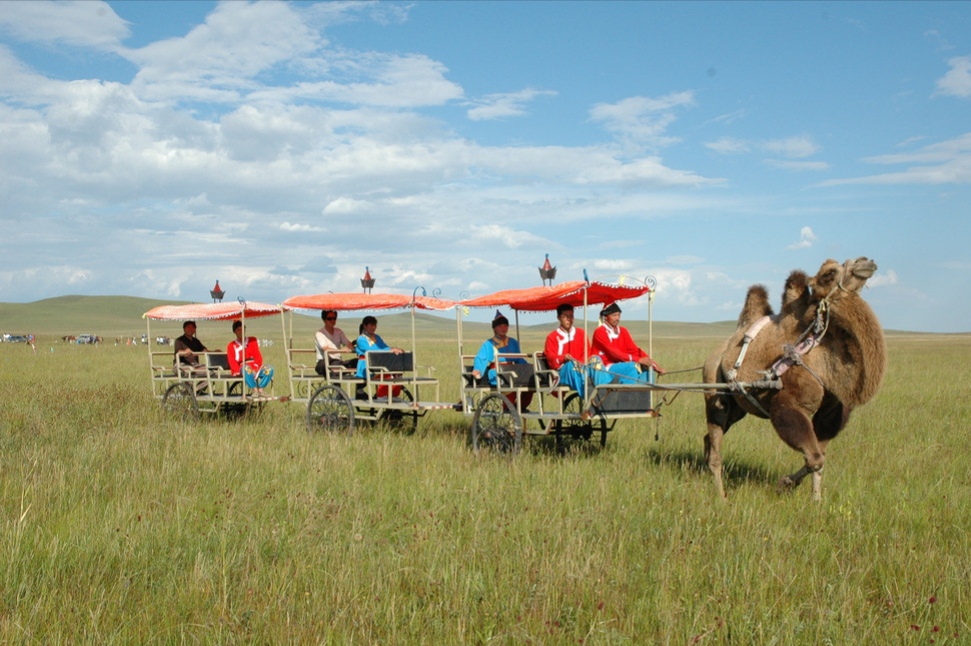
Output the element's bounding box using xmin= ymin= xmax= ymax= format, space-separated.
xmin=934 ymin=56 xmax=971 ymax=98
xmin=867 ymin=269 xmax=899 ymax=288
xmin=0 ymin=1 xmax=129 ymax=49
xmin=280 ymin=222 xmax=323 ymax=232
xmin=787 ymin=226 xmax=816 ymax=250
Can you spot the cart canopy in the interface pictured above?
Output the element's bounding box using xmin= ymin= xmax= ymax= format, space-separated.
xmin=282 ymin=292 xmax=455 ymax=312
xmin=458 ymin=280 xmax=649 ymax=312
xmin=143 ymin=301 xmax=285 ymax=322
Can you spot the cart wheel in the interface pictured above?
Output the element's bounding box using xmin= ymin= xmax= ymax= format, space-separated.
xmin=470 ymin=393 xmax=522 ymax=454
xmin=555 ymin=393 xmax=606 ymax=451
xmin=307 ymin=384 xmax=355 ymax=435
xmin=163 ymin=382 xmax=200 ymax=422
xmin=384 ymin=386 xmax=418 ymax=434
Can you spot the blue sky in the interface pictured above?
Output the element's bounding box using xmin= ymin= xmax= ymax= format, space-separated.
xmin=0 ymin=1 xmax=969 ymax=332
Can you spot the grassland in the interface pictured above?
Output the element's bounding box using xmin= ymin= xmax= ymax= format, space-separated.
xmin=1 ymin=297 xmax=969 ymax=644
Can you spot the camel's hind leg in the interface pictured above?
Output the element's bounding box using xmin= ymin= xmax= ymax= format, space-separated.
xmin=704 ymin=424 xmax=726 ymax=499
xmin=704 ymin=393 xmax=745 ymax=499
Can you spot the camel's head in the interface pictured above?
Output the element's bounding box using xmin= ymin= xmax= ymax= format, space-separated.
xmin=811 ymin=257 xmax=877 ymax=299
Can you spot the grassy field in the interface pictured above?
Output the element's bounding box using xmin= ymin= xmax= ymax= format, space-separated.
xmin=1 ymin=298 xmax=969 ymax=643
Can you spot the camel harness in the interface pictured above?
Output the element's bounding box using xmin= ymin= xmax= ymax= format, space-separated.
xmin=725 ymin=286 xmax=838 ymax=417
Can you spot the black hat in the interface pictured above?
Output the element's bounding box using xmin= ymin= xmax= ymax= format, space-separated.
xmin=232 ymin=319 xmax=243 ymax=332
xmin=600 ymin=302 xmax=621 ymax=317
xmin=491 ymin=310 xmax=509 ymax=329
xmin=556 ymin=303 xmax=574 ymax=316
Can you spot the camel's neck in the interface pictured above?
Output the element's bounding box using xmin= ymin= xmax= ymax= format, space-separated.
xmin=822 ymin=296 xmax=887 ymax=406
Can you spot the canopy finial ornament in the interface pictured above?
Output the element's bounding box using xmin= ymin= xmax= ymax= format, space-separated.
xmin=210 ymin=280 xmax=225 ymax=303
xmin=361 ymin=267 xmax=375 ymax=294
xmin=538 ymin=253 xmax=557 ymax=286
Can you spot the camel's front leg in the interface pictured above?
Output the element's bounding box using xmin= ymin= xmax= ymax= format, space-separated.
xmin=771 ymin=399 xmax=826 ymax=501
xmin=778 ymin=464 xmax=823 ymax=502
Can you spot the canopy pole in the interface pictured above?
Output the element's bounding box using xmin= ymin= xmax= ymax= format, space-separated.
xmin=456 ymin=306 xmax=464 ymax=405
xmin=146 ymin=316 xmax=153 ymax=394
xmin=648 ymin=288 xmax=654 ymax=361
xmin=411 ymin=303 xmax=418 ymax=399
xmin=281 ymin=309 xmax=294 ymax=402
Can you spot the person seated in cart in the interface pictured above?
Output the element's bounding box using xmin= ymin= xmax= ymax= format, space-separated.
xmin=544 ymin=303 xmax=611 ymax=397
xmin=314 ymin=309 xmax=357 ymax=376
xmin=227 ymin=320 xmax=274 ymax=397
xmin=472 ymin=311 xmax=534 ymax=409
xmin=173 ymin=320 xmax=208 ymax=376
xmin=355 ymin=316 xmax=405 ymax=398
xmin=591 ymin=302 xmax=665 ymax=384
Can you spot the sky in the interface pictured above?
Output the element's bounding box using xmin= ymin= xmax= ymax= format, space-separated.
xmin=0 ymin=1 xmax=969 ymax=333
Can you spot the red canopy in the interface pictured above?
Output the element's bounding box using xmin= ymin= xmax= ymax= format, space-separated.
xmin=282 ymin=292 xmax=455 ymax=312
xmin=459 ymin=280 xmax=649 ymax=312
xmin=143 ymin=301 xmax=284 ymax=322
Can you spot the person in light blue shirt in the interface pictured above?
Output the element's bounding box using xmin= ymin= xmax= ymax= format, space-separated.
xmin=472 ymin=311 xmax=533 ymax=409
xmin=354 ymin=315 xmax=403 ymax=379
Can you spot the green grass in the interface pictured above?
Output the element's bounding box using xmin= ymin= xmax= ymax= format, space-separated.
xmin=1 ymin=300 xmax=969 ymax=643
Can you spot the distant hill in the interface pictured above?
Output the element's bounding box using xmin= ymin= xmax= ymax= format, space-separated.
xmin=0 ymin=295 xmax=195 ymax=337
xmin=0 ymin=295 xmax=937 ymax=340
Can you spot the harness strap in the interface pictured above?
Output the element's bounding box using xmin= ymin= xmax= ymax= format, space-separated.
xmin=729 ymin=315 xmax=773 ymax=380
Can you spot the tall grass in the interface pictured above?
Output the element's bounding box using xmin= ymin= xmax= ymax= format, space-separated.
xmin=1 ymin=332 xmax=969 ymax=644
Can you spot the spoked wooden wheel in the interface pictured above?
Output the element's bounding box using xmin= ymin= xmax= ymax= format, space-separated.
xmin=163 ymin=382 xmax=200 ymax=422
xmin=470 ymin=393 xmax=522 ymax=454
xmin=307 ymin=384 xmax=355 ymax=435
xmin=383 ymin=386 xmax=418 ymax=434
xmin=555 ymin=392 xmax=607 ymax=450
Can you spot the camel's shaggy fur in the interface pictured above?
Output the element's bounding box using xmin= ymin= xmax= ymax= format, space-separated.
xmin=702 ymin=257 xmax=887 ymax=501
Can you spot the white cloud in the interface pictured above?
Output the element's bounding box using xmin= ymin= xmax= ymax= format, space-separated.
xmin=821 ymin=133 xmax=971 ymax=186
xmin=467 ymin=88 xmax=557 ymax=121
xmin=126 ymin=2 xmax=319 ymax=92
xmin=322 ymin=197 xmax=372 ymax=215
xmin=867 ymin=269 xmax=899 ymax=288
xmin=786 ymin=226 xmax=816 ymax=250
xmin=0 ymin=1 xmax=129 ymax=49
xmin=589 ymin=91 xmax=695 ymax=152
xmin=765 ymin=159 xmax=829 ymax=171
xmin=762 ymin=136 xmax=819 ymax=159
xmin=705 ymin=137 xmax=750 ymax=155
xmin=934 ymin=56 xmax=971 ymax=98
xmin=280 ymin=222 xmax=323 ymax=232
xmin=706 ymin=135 xmax=822 ymax=168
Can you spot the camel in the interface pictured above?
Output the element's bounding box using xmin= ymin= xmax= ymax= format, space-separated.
xmin=702 ymin=257 xmax=887 ymax=501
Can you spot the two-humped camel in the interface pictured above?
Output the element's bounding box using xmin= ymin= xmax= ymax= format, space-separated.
xmin=703 ymin=257 xmax=886 ymax=501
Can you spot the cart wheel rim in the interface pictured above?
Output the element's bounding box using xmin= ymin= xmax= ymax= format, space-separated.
xmin=307 ymin=384 xmax=355 ymax=435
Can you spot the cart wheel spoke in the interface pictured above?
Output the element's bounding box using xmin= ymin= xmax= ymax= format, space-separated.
xmin=307 ymin=385 xmax=355 ymax=435
xmin=555 ymin=393 xmax=606 ymax=451
xmin=470 ymin=393 xmax=522 ymax=454
xmin=163 ymin=382 xmax=200 ymax=422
